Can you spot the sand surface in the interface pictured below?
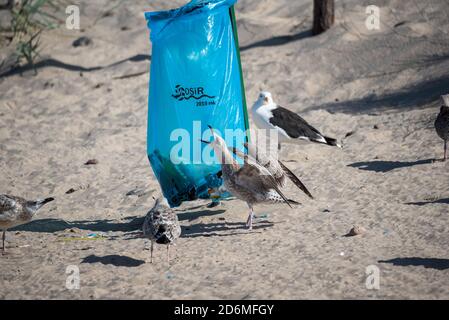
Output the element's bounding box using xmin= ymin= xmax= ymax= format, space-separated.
xmin=1 ymin=0 xmax=449 ymax=299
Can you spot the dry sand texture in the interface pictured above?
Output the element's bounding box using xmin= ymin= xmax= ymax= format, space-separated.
xmin=0 ymin=0 xmax=449 ymax=299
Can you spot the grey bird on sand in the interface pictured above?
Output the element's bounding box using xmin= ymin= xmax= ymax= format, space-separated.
xmin=435 ymin=95 xmax=449 ymax=161
xmin=201 ymin=125 xmax=299 ymax=230
xmin=142 ymin=197 xmax=181 ymax=264
xmin=231 ymin=141 xmax=314 ymax=199
xmin=252 ymin=91 xmax=341 ymax=150
xmin=0 ymin=194 xmax=54 ymax=255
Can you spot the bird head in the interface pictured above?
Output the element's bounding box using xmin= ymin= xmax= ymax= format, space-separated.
xmin=200 ymin=125 xmax=234 ymax=165
xmin=25 ymin=197 xmax=54 ymax=214
xmin=200 ymin=125 xmax=227 ymax=153
xmin=257 ymin=91 xmax=273 ymax=105
xmin=153 ymin=196 xmax=170 ymax=209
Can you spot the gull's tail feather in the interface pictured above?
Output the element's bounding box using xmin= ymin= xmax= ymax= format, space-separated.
xmin=287 ymin=199 xmax=301 ymax=205
xmin=278 ymin=161 xmax=314 ymax=199
xmin=323 ymin=136 xmax=342 ymax=148
xmin=39 ymin=197 xmax=55 ymax=205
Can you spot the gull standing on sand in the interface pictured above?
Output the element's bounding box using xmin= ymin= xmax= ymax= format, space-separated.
xmin=435 ymin=95 xmax=449 ymax=161
xmin=142 ymin=197 xmax=181 ymax=263
xmin=0 ymin=194 xmax=54 ymax=254
xmin=231 ymin=142 xmax=314 ymax=199
xmin=201 ymin=126 xmax=299 ymax=230
xmin=251 ymin=91 xmax=341 ymax=150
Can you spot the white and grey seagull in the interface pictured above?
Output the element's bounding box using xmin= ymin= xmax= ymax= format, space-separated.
xmin=142 ymin=196 xmax=181 ymax=264
xmin=252 ymin=91 xmax=341 ymax=150
xmin=201 ymin=126 xmax=299 ymax=230
xmin=0 ymin=194 xmax=54 ymax=255
xmin=231 ymin=141 xmax=314 ymax=199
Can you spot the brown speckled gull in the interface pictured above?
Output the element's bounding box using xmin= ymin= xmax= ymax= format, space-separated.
xmin=0 ymin=194 xmax=54 ymax=254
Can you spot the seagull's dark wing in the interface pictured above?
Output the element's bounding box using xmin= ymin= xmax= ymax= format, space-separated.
xmin=278 ymin=161 xmax=314 ymax=199
xmin=270 ymin=105 xmax=325 ymax=141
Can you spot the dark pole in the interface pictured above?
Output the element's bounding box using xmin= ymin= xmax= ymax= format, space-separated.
xmin=312 ymin=0 xmax=335 ymax=35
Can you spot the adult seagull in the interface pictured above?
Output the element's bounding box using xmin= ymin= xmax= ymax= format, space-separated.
xmin=251 ymin=91 xmax=341 ymax=150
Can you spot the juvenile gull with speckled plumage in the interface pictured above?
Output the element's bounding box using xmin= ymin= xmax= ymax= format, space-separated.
xmin=231 ymin=141 xmax=314 ymax=199
xmin=0 ymin=194 xmax=54 ymax=254
xmin=142 ymin=197 xmax=181 ymax=263
xmin=201 ymin=126 xmax=299 ymax=230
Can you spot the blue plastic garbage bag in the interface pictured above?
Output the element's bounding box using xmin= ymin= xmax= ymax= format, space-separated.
xmin=145 ymin=0 xmax=249 ymax=207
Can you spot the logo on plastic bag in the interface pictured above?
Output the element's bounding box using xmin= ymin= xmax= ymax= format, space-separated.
xmin=172 ymin=85 xmax=216 ymax=106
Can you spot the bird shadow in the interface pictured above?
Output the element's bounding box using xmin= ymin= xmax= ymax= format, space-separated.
xmin=405 ymin=198 xmax=449 ymax=206
xmin=182 ymin=221 xmax=274 ymax=238
xmin=177 ymin=209 xmax=226 ymax=222
xmin=379 ymin=257 xmax=449 ymax=270
xmin=347 ymin=158 xmax=435 ymax=173
xmin=11 ymin=216 xmax=144 ymax=233
xmin=0 ymin=54 xmax=151 ymax=78
xmin=81 ymin=254 xmax=145 ymax=267
xmin=240 ymin=29 xmax=312 ymax=52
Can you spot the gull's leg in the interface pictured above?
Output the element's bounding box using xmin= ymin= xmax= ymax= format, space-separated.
xmin=444 ymin=140 xmax=447 ymax=161
xmin=278 ymin=143 xmax=282 ymax=151
xmin=2 ymin=230 xmax=5 ymax=255
xmin=167 ymin=245 xmax=170 ymax=264
xmin=150 ymin=240 xmax=154 ymax=264
xmin=246 ymin=204 xmax=254 ymax=230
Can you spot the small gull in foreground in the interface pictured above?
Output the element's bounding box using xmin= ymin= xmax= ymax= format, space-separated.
xmin=201 ymin=126 xmax=299 ymax=230
xmin=142 ymin=197 xmax=181 ymax=263
xmin=251 ymin=91 xmax=341 ymax=150
xmin=0 ymin=194 xmax=54 ymax=255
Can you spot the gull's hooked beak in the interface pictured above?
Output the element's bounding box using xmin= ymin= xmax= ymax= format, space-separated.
xmin=200 ymin=125 xmax=215 ymax=144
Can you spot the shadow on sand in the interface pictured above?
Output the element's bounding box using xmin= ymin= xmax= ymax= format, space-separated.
xmin=182 ymin=221 xmax=273 ymax=238
xmin=240 ymin=29 xmax=312 ymax=52
xmin=305 ymin=73 xmax=449 ymax=113
xmin=348 ymin=158 xmax=434 ymax=173
xmin=0 ymin=54 xmax=151 ymax=78
xmin=379 ymin=257 xmax=449 ymax=270
xmin=81 ymin=254 xmax=145 ymax=267
xmin=12 ymin=216 xmax=145 ymax=233
xmin=177 ymin=209 xmax=226 ymax=222
xmin=405 ymin=198 xmax=449 ymax=206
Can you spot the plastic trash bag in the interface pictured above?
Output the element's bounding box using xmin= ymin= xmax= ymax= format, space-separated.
xmin=145 ymin=0 xmax=249 ymax=207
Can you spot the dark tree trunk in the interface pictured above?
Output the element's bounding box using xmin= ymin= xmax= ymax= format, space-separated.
xmin=312 ymin=0 xmax=335 ymax=35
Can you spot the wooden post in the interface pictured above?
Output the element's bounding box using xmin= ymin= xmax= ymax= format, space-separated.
xmin=312 ymin=0 xmax=335 ymax=35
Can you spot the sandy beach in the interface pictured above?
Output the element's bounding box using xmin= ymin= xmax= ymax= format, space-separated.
xmin=1 ymin=0 xmax=449 ymax=299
